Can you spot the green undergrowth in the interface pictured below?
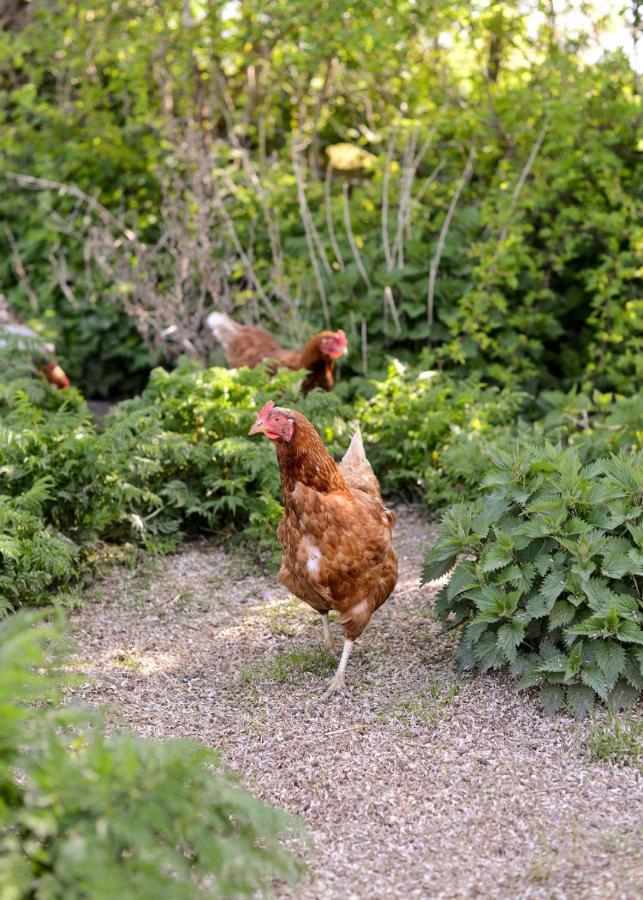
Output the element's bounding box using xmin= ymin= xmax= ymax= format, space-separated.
xmin=0 ymin=611 xmax=304 ymax=897
xmin=424 ymin=443 xmax=643 ymax=717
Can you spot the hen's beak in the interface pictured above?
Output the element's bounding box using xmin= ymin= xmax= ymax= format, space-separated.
xmin=249 ymin=420 xmax=264 ymax=436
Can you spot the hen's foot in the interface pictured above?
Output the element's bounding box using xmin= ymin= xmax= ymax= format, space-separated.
xmin=320 ymin=672 xmax=346 ymax=700
xmin=320 ymin=637 xmax=353 ymax=700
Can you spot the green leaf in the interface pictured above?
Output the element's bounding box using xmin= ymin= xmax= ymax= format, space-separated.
xmin=539 ymin=684 xmax=565 ymax=715
xmin=594 ymin=641 xmax=626 ymax=689
xmin=566 ymin=683 xmax=595 ymax=719
xmin=445 ymin=562 xmax=478 ymax=601
xmin=580 ymin=665 xmax=609 ymax=702
xmin=422 ymin=546 xmax=458 ymax=583
xmin=496 ymin=621 xmax=525 ymax=663
xmin=548 ymin=599 xmax=576 ymax=630
xmin=480 ymin=543 xmax=513 ymax=573
xmin=616 ymin=620 xmax=643 ymax=645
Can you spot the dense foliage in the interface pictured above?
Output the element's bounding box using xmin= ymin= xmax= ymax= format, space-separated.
xmin=424 ymin=444 xmax=643 ymax=717
xmin=1 ymin=1 xmax=640 ymax=396
xmin=0 ymin=611 xmax=303 ymax=896
xmin=358 ymin=358 xmax=526 ymax=506
xmin=0 ymin=358 xmax=351 ymax=610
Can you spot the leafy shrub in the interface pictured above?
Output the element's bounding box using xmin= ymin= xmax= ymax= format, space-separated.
xmin=0 ymin=358 xmax=351 ymax=609
xmin=357 ymin=359 xmax=526 ymax=506
xmin=424 ymin=444 xmax=643 ymax=718
xmin=0 ymin=611 xmax=303 ymax=896
xmin=395 ymin=382 xmax=643 ymax=512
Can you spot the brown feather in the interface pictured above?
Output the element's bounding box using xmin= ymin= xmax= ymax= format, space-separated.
xmin=272 ymin=411 xmax=398 ymax=642
xmin=212 ymin=315 xmax=343 ymax=394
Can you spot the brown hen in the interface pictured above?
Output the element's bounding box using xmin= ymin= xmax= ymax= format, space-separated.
xmin=249 ymin=401 xmax=398 ymax=697
xmin=206 ymin=312 xmax=347 ymax=394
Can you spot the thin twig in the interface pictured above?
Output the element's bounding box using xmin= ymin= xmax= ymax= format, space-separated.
xmin=292 ymin=140 xmax=331 ymax=326
xmin=7 ymin=172 xmax=137 ymax=242
xmin=3 ymin=223 xmax=40 ymax=311
xmin=324 ymin=164 xmax=345 ymax=270
xmin=381 ymin=132 xmax=396 ymax=271
xmin=384 ymin=285 xmax=402 ymax=335
xmin=427 ymin=146 xmax=476 ymax=332
xmin=342 ymin=182 xmax=372 ymax=290
xmin=361 ymin=318 xmax=368 ymax=376
xmin=497 ymin=120 xmax=548 ymax=248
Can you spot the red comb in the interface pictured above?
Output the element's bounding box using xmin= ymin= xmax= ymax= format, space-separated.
xmin=256 ymin=400 xmax=275 ymax=423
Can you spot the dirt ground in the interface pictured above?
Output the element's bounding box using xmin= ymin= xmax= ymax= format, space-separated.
xmin=69 ymin=506 xmax=642 ymax=899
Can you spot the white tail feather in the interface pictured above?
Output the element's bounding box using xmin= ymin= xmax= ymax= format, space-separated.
xmin=206 ymin=312 xmax=240 ymax=350
xmin=342 ymin=425 xmax=367 ymax=467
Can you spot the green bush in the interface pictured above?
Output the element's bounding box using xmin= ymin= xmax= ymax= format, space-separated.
xmin=424 ymin=444 xmax=643 ymax=718
xmin=0 ymin=611 xmax=303 ymax=897
xmin=0 ymin=358 xmax=350 ymax=610
xmin=1 ymin=2 xmax=639 ymax=395
xmin=357 ymin=359 xmax=526 ymax=507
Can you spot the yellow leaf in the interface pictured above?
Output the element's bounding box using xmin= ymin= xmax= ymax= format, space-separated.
xmin=325 ymin=143 xmax=377 ymax=171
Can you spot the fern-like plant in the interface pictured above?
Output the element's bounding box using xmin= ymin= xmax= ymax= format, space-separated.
xmin=424 ymin=444 xmax=643 ymax=717
xmin=0 ymin=612 xmax=304 ymax=896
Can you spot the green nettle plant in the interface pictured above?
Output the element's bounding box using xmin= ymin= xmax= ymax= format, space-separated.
xmin=423 ymin=444 xmax=643 ymax=718
xmin=0 ymin=612 xmax=303 ymax=896
xmin=357 ymin=359 xmax=526 ymax=506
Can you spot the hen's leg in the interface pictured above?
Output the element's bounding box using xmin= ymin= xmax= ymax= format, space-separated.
xmin=321 ymin=639 xmax=353 ymax=698
xmin=321 ymin=613 xmax=336 ymax=654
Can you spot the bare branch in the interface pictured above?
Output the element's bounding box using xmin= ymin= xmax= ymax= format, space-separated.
xmin=427 ymin=145 xmax=476 ymax=332
xmin=497 ymin=120 xmax=548 ymax=247
xmin=292 ymin=140 xmax=331 ymax=326
xmin=2 ymin=223 xmax=40 ymax=312
xmin=361 ymin=318 xmax=368 ymax=376
xmin=324 ymin=164 xmax=345 ymax=270
xmin=342 ymin=182 xmax=372 ymax=291
xmin=381 ymin=132 xmax=396 ymax=271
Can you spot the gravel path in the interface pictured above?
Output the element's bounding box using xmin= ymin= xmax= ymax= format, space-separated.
xmin=70 ymin=507 xmax=642 ymax=899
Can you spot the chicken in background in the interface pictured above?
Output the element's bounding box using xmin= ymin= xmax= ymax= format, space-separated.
xmin=0 ymin=297 xmax=70 ymax=389
xmin=249 ymin=400 xmax=398 ymax=697
xmin=207 ymin=312 xmax=347 ymax=395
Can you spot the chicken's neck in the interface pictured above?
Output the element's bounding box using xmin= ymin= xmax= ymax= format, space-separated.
xmin=275 ymin=419 xmax=347 ymax=495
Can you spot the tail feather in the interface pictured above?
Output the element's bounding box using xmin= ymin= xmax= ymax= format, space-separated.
xmin=206 ymin=312 xmax=241 ymax=351
xmin=341 ymin=425 xmax=367 ymax=468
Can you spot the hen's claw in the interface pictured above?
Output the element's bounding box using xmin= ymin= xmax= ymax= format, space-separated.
xmin=320 ymin=637 xmax=353 ymax=700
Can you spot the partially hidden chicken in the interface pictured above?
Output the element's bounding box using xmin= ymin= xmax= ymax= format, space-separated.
xmin=207 ymin=312 xmax=347 ymax=394
xmin=0 ymin=297 xmax=70 ymax=389
xmin=249 ymin=400 xmax=398 ymax=697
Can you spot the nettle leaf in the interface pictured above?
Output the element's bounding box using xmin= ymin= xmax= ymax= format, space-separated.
xmin=526 ymin=571 xmax=566 ymax=618
xmin=601 ymin=536 xmax=636 ymax=579
xmin=622 ymin=651 xmax=643 ymax=690
xmin=539 ymin=684 xmax=565 ymax=715
xmin=499 ymin=563 xmax=536 ymax=594
xmin=566 ymin=683 xmax=595 ymax=720
xmin=496 ymin=621 xmax=525 ymax=663
xmin=446 ymin=562 xmax=478 ymax=601
xmin=627 ymin=547 xmax=643 ymax=575
xmin=580 ymin=665 xmax=609 ymax=702
xmin=616 ymin=620 xmax=643 ymax=645
xmin=537 ymin=654 xmax=567 ymax=675
xmin=594 ymin=641 xmax=626 ymax=689
xmin=454 ymin=638 xmax=477 ymax=671
xmin=422 ymin=542 xmax=459 ymax=583
xmin=473 ymin=493 xmax=511 ymax=535
xmin=548 ymin=599 xmax=576 ymax=630
xmin=474 ymin=631 xmax=502 ymax=673
xmin=480 ymin=543 xmax=513 ymax=573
